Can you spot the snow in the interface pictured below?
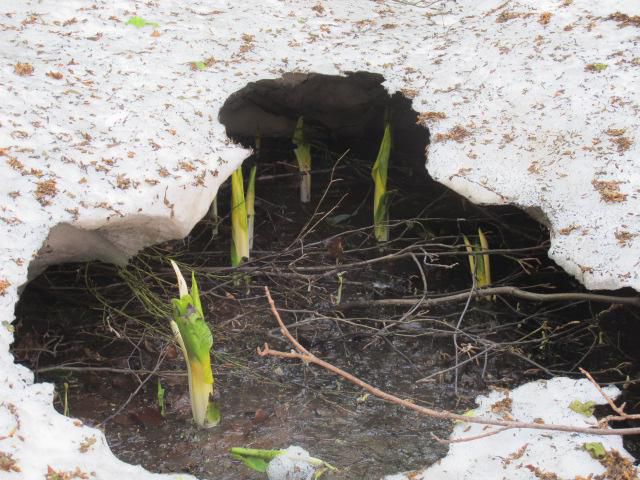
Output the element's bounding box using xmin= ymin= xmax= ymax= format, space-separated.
xmin=0 ymin=0 xmax=638 ymax=478
xmin=384 ymin=378 xmax=636 ymax=480
xmin=266 ymin=447 xmax=316 ymax=480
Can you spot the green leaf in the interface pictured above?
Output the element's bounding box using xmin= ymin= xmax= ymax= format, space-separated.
xmin=371 ymin=121 xmax=391 ymax=187
xmin=168 ymin=263 xmax=216 ymax=428
xmin=372 ymin=120 xmax=392 ymax=242
xmin=170 ymin=267 xmax=214 ymax=380
xmin=477 ymin=228 xmax=491 ymax=286
xmin=193 ymin=61 xmax=206 ymax=71
xmin=157 ymin=380 xmax=166 ymax=417
xmin=455 ymin=408 xmax=475 ymax=423
xmin=583 ymin=442 xmax=606 ymax=459
xmin=181 ymin=315 xmax=213 ymax=366
xmin=229 ymin=448 xmax=284 ymax=461
xmin=590 ymin=63 xmax=608 ymax=72
xmin=292 ymin=117 xmax=311 ymax=171
xmin=294 ymin=144 xmax=311 ymax=172
xmin=373 ymin=190 xmax=390 ymax=242
xmin=126 ymin=16 xmax=159 ymax=28
xmin=463 ymin=234 xmax=475 ymax=279
xmin=230 ymin=167 xmax=249 ymax=266
xmin=314 ymin=467 xmax=332 ymax=479
xmin=463 ymin=233 xmax=492 ymax=289
xmin=568 ymin=400 xmax=596 ymax=416
xmin=190 ymin=272 xmax=203 ymax=318
xmin=233 ymin=455 xmax=269 ymax=473
xmin=206 ymin=402 xmax=221 ymax=426
xmin=246 ymin=165 xmax=257 ymax=216
xmin=292 ymin=116 xmax=312 ymax=202
xmin=292 ymin=116 xmax=305 ymax=146
xmin=230 ymin=448 xmax=285 ymax=473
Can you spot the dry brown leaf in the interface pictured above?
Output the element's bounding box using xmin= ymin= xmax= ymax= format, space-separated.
xmin=14 ymin=63 xmax=33 ymax=76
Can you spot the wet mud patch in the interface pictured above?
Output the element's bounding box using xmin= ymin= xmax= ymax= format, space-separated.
xmin=12 ymin=72 xmax=640 ymax=478
xmin=14 ymin=260 xmax=458 ymax=479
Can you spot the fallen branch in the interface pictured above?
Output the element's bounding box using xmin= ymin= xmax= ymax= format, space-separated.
xmin=335 ymin=286 xmax=640 ymax=310
xmin=580 ymin=367 xmax=627 ymax=417
xmin=579 ymin=367 xmax=640 ymax=428
xmin=431 ymin=426 xmax=511 ymax=444
xmin=259 ymin=286 xmax=640 ymax=438
xmin=35 ymin=365 xmax=185 ymax=376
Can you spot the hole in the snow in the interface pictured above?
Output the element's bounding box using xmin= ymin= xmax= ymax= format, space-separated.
xmin=11 ymin=72 xmax=640 ymax=478
xmin=220 ymin=71 xmax=430 ymax=179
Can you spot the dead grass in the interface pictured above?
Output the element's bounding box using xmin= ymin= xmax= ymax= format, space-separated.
xmin=496 ymin=11 xmax=532 ymax=23
xmin=434 ymin=125 xmax=471 ymax=143
xmin=558 ymin=224 xmax=580 ymax=235
xmin=606 ymin=128 xmax=626 ymax=137
xmin=585 ymin=63 xmax=608 ymax=73
xmin=594 ymin=449 xmax=638 ymax=480
xmin=525 ymin=464 xmax=559 ymax=480
xmin=591 ymin=180 xmax=627 ymax=203
xmin=6 ymin=157 xmax=24 ymax=172
xmin=490 ymin=396 xmax=513 ymax=414
xmin=178 ymin=161 xmax=196 ymax=172
xmin=416 ymin=111 xmax=446 ymax=124
xmin=0 ymin=451 xmax=20 ymax=472
xmin=116 ymin=174 xmax=131 ymax=190
xmin=610 ymin=136 xmax=633 ymax=154
xmin=615 ymin=230 xmax=636 ymax=247
xmin=0 ymin=279 xmax=10 ymax=296
xmin=35 ymin=179 xmax=58 ymax=206
xmin=45 ymin=466 xmax=90 ymax=480
xmin=78 ymin=436 xmax=97 ymax=453
xmin=14 ymin=63 xmax=33 ymax=76
xmin=607 ymin=12 xmax=640 ymax=28
xmin=400 ymin=87 xmax=418 ymax=98
xmin=538 ymin=12 xmax=552 ymax=25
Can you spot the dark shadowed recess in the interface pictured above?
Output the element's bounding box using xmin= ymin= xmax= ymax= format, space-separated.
xmin=220 ymin=71 xmax=430 ymax=179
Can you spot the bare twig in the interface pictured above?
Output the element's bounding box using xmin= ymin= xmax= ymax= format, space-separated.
xmin=431 ymin=426 xmax=511 ymax=444
xmin=260 ymin=287 xmax=640 ymax=437
xmin=336 ymin=286 xmax=640 ymax=310
xmin=580 ymin=367 xmax=626 ymax=416
xmin=97 ymin=347 xmax=167 ymax=427
xmin=453 ymin=280 xmax=475 ymax=395
xmin=290 ymin=150 xmax=349 ymax=247
xmin=35 ymin=364 xmax=185 ymax=376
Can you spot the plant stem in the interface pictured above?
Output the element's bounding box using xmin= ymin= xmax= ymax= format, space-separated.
xmin=209 ymin=196 xmax=219 ymax=237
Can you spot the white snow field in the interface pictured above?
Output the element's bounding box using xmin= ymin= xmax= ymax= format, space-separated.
xmin=1 ymin=0 xmax=638 ymax=478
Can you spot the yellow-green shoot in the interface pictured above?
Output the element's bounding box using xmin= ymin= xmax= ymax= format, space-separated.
xmin=169 ymin=260 xmax=220 ymax=427
xmin=463 ymin=228 xmax=492 ymax=290
xmin=230 ymin=167 xmax=250 ymax=267
xmin=246 ymin=165 xmax=257 ymax=251
xmin=157 ymin=379 xmax=166 ymax=417
xmin=372 ymin=119 xmax=392 ymax=242
xmin=293 ymin=116 xmax=312 ymax=203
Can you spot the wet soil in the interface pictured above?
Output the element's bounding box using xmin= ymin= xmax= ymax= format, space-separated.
xmin=12 ymin=142 xmax=640 ymax=478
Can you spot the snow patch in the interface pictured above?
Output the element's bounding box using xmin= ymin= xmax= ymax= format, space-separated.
xmin=384 ymin=378 xmax=636 ymax=480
